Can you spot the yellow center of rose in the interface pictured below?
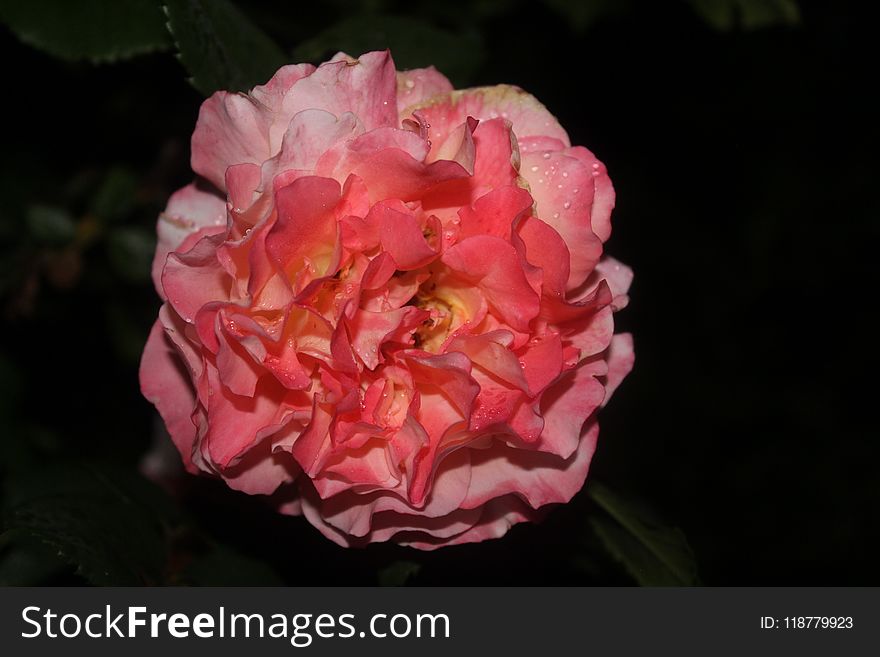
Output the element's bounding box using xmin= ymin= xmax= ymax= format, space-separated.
xmin=409 ymin=271 xmax=470 ymax=352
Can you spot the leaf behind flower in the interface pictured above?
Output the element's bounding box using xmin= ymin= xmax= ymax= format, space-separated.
xmin=0 ymin=0 xmax=171 ymax=62
xmin=163 ymin=0 xmax=287 ymax=96
xmin=588 ymin=481 xmax=700 ymax=586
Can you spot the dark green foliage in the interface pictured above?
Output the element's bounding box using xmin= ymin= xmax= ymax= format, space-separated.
xmin=0 ymin=0 xmax=171 ymax=62
xmin=163 ymin=0 xmax=287 ymax=95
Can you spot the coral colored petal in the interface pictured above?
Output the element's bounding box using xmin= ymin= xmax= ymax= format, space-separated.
xmin=442 ymin=235 xmax=540 ymax=332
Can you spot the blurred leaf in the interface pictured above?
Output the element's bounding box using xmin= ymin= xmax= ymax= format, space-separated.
xmin=378 ymin=560 xmax=421 ymax=586
xmin=105 ymin=303 xmax=151 ymax=365
xmin=588 ymin=481 xmax=699 ymax=586
xmin=293 ymin=14 xmax=486 ymax=85
xmin=2 ymin=461 xmax=179 ymax=585
xmin=542 ymin=0 xmax=631 ymax=32
xmin=686 ymin=0 xmax=800 ymax=31
xmin=90 ymin=167 xmax=138 ymax=224
xmin=26 ymin=205 xmax=76 ymax=245
xmin=0 ymin=0 xmax=171 ymax=62
xmin=163 ymin=0 xmax=287 ymax=96
xmin=182 ymin=544 xmax=283 ymax=586
xmin=107 ymin=226 xmax=155 ymax=283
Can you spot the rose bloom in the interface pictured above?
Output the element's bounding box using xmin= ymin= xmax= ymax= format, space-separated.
xmin=140 ymin=50 xmax=634 ymax=549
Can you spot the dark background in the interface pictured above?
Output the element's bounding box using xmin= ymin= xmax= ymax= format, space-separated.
xmin=0 ymin=0 xmax=876 ymax=585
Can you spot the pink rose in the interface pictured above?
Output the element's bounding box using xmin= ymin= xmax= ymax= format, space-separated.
xmin=140 ymin=50 xmax=634 ymax=549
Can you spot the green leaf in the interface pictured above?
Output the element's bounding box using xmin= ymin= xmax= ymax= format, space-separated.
xmin=26 ymin=205 xmax=76 ymax=245
xmin=685 ymin=0 xmax=800 ymax=31
xmin=588 ymin=481 xmax=699 ymax=586
xmin=163 ymin=0 xmax=287 ymax=96
xmin=542 ymin=0 xmax=631 ymax=32
xmin=378 ymin=560 xmax=421 ymax=586
xmin=2 ymin=461 xmax=179 ymax=585
xmin=293 ymin=14 xmax=486 ymax=86
xmin=90 ymin=167 xmax=138 ymax=224
xmin=0 ymin=0 xmax=171 ymax=62
xmin=107 ymin=226 xmax=156 ymax=283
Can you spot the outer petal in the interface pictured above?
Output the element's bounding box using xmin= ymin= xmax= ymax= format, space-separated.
xmin=397 ymin=66 xmax=454 ymax=115
xmin=139 ymin=319 xmax=198 ymax=472
xmin=520 ymin=148 xmax=605 ymax=289
xmin=603 ymin=333 xmax=635 ymax=404
xmin=152 ymin=184 xmax=226 ymax=297
xmin=463 ymin=422 xmax=599 ymax=509
xmin=413 ymin=85 xmax=570 ymax=151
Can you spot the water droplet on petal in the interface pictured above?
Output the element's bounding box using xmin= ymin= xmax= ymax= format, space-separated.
xmin=592 ymin=162 xmax=600 ymax=170
xmin=542 ymin=152 xmax=551 ymax=160
xmin=538 ymin=178 xmax=544 ymax=184
xmin=562 ymin=171 xmax=569 ymax=178
xmin=563 ymin=201 xmax=571 ymax=209
xmin=530 ymin=165 xmax=539 ymax=172
xmin=553 ymin=212 xmax=560 ymax=219
xmin=573 ymin=188 xmax=580 ymax=194
xmin=405 ymin=79 xmax=415 ymax=89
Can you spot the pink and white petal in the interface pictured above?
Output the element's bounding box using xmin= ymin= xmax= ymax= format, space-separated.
xmin=463 ymin=421 xmax=599 ymax=510
xmin=161 ymin=232 xmax=231 ymax=323
xmin=152 ymin=184 xmax=226 ymax=297
xmin=191 ymin=92 xmax=272 ymax=191
xmin=568 ymin=146 xmax=615 ymax=242
xmin=220 ymin=434 xmax=301 ymax=496
xmin=276 ymin=50 xmax=398 ymax=134
xmin=591 ymin=256 xmax=634 ymax=310
xmin=602 ymin=333 xmax=635 ymax=405
xmin=414 ymin=85 xmax=570 ymax=151
xmin=397 ymin=66 xmax=454 ymax=114
xmin=520 ymin=148 xmax=604 ymax=290
xmin=401 ymin=495 xmax=537 ymax=550
xmin=139 ymin=319 xmax=199 ymax=472
xmin=538 ymin=362 xmax=606 ymax=459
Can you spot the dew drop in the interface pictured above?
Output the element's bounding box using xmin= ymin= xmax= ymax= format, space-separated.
xmin=557 ymin=183 xmax=563 ymax=189
xmin=530 ymin=165 xmax=539 ymax=172
xmin=405 ymin=79 xmax=415 ymax=89
xmin=542 ymin=152 xmax=551 ymax=160
xmin=563 ymin=201 xmax=571 ymax=209
xmin=562 ymin=171 xmax=569 ymax=178
xmin=592 ymin=162 xmax=600 ymax=170
xmin=553 ymin=212 xmax=560 ymax=219
xmin=538 ymin=178 xmax=544 ymax=184
xmin=573 ymin=188 xmax=580 ymax=194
